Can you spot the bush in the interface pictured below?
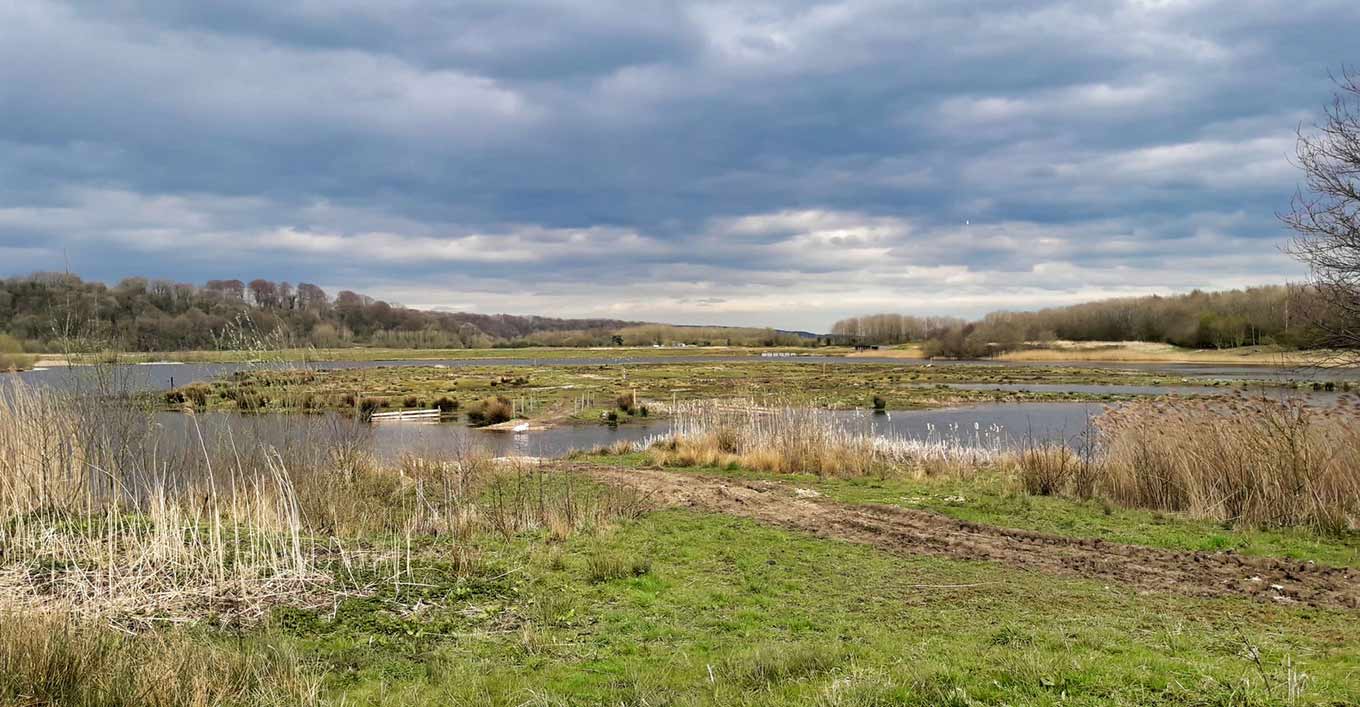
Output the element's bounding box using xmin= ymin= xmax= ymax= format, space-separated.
xmin=0 ymin=334 xmax=36 ymax=371
xmin=433 ymin=396 xmax=459 ymax=412
xmin=1018 ymin=443 xmax=1082 ymax=496
xmin=402 ymin=396 xmax=421 ymax=409
xmin=467 ymin=396 xmax=513 ymax=426
xmin=357 ymin=397 xmax=381 ymax=419
xmin=235 ymin=392 xmax=269 ymax=411
xmin=164 ymin=383 xmax=212 ymax=408
xmin=615 ymin=393 xmax=637 ymax=414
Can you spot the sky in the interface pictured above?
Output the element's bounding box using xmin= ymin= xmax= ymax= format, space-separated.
xmin=1 ymin=1 xmax=1355 ymax=332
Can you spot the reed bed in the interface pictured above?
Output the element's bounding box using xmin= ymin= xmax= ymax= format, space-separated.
xmin=636 ymin=400 xmax=1004 ymax=477
xmin=0 ymin=382 xmax=340 ymax=625
xmin=0 ymin=379 xmax=645 ymax=627
xmin=1088 ymin=394 xmax=1360 ymax=532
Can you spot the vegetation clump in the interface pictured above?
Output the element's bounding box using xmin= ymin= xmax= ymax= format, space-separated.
xmin=467 ymin=396 xmax=513 ymax=426
xmin=585 ymin=553 xmax=651 ymax=583
xmin=0 ymin=334 xmax=36 ymax=371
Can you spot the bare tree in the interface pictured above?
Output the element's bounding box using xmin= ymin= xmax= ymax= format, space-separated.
xmin=1283 ymin=68 xmax=1360 ymax=359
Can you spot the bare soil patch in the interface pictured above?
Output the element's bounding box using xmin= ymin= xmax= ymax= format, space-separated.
xmin=570 ymin=463 xmax=1360 ymax=610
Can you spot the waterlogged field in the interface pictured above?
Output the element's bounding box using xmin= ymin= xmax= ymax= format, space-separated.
xmin=160 ymin=359 xmax=1266 ymax=425
xmin=3 ymin=359 xmax=1359 ymax=706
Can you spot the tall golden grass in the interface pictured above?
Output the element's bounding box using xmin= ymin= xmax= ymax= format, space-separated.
xmin=1016 ymin=394 xmax=1360 ymax=531
xmin=1093 ymin=394 xmax=1360 ymax=531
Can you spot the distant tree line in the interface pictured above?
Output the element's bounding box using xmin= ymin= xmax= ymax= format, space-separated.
xmin=831 ymin=285 xmax=1330 ymax=357
xmin=0 ymin=273 xmax=643 ymax=352
xmin=0 ymin=273 xmax=819 ymax=352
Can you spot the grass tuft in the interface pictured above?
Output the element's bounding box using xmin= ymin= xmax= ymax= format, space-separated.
xmin=585 ymin=553 xmax=651 ymax=583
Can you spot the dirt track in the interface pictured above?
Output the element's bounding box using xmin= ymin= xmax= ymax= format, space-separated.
xmin=572 ymin=464 xmax=1360 ymax=610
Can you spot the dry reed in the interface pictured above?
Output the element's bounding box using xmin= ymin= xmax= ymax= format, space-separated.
xmin=1 ymin=377 xmax=651 ymax=625
xmin=0 ymin=381 xmax=338 ymax=625
xmin=1090 ymin=393 xmax=1360 ymax=531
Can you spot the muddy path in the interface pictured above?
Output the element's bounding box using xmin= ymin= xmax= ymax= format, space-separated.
xmin=567 ymin=463 xmax=1360 ymax=610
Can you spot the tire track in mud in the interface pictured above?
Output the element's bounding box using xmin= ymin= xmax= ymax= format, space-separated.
xmin=570 ymin=464 xmax=1360 ymax=610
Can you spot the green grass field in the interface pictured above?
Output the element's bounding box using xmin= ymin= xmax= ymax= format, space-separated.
xmin=273 ymin=507 xmax=1356 ymax=705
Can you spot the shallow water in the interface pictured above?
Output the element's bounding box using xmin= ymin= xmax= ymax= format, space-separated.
xmin=145 ymin=401 xmax=1111 ymax=461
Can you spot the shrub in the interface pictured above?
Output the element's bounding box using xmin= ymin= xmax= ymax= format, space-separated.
xmin=872 ymin=395 xmax=887 ymax=410
xmin=235 ymin=392 xmax=269 ymax=411
xmin=1018 ymin=443 xmax=1081 ymax=496
xmin=163 ymin=383 xmax=212 ymax=408
xmin=615 ymin=393 xmax=637 ymax=414
xmin=433 ymin=396 xmax=459 ymax=412
xmin=357 ymin=397 xmax=381 ymax=419
xmin=0 ymin=334 xmax=36 ymax=372
xmin=467 ymin=396 xmax=513 ymax=426
xmin=402 ymin=396 xmax=421 ymax=409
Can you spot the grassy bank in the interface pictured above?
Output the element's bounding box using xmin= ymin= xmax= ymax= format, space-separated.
xmin=579 ymin=396 xmax=1360 ymax=564
xmin=587 ymin=452 xmax=1360 ymax=568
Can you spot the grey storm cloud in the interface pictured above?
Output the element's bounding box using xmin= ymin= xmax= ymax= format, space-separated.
xmin=1 ymin=0 xmax=1355 ymax=330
